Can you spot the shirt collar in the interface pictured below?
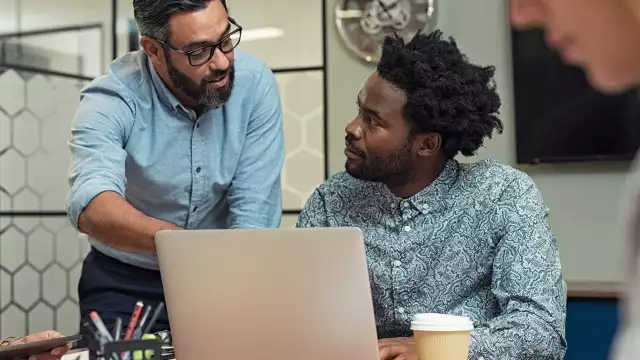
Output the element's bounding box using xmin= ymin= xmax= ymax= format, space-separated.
xmin=382 ymin=159 xmax=460 ymax=215
xmin=146 ymin=57 xmax=184 ymax=112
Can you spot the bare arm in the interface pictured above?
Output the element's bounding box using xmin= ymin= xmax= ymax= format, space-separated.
xmin=67 ymin=82 xmax=180 ymax=253
xmin=78 ymin=191 xmax=181 ymax=253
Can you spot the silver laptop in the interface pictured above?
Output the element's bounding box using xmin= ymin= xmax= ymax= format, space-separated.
xmin=155 ymin=227 xmax=379 ymax=360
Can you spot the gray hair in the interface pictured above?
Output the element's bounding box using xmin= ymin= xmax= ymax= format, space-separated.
xmin=133 ymin=0 xmax=227 ymax=41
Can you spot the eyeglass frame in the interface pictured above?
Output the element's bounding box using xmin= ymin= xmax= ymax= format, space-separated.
xmin=147 ymin=17 xmax=242 ymax=67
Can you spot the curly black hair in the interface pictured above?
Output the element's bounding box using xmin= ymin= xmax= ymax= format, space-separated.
xmin=377 ymin=30 xmax=503 ymax=159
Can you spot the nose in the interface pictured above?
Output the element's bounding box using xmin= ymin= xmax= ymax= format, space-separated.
xmin=208 ymin=47 xmax=231 ymax=70
xmin=509 ymin=0 xmax=547 ymax=29
xmin=345 ymin=116 xmax=364 ymax=140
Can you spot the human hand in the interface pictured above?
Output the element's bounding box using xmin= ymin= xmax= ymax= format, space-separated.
xmin=15 ymin=331 xmax=72 ymax=360
xmin=378 ymin=337 xmax=418 ymax=360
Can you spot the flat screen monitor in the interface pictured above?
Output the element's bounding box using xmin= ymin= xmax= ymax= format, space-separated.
xmin=511 ymin=27 xmax=640 ymax=164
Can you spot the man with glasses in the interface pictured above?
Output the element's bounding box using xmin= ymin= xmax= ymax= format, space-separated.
xmin=67 ymin=0 xmax=284 ymax=345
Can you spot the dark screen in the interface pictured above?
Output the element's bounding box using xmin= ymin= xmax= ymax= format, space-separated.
xmin=511 ymin=28 xmax=640 ymax=164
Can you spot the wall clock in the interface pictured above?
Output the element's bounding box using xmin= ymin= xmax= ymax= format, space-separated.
xmin=335 ymin=0 xmax=437 ymax=63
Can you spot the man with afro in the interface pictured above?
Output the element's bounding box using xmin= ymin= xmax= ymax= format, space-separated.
xmin=297 ymin=30 xmax=566 ymax=360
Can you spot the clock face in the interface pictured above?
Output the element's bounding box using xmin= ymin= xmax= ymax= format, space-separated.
xmin=335 ymin=0 xmax=436 ymax=63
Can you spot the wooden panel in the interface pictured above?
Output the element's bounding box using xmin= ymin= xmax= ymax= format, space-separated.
xmin=567 ymin=281 xmax=621 ymax=299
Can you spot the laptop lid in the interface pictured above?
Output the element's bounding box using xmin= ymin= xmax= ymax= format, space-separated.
xmin=155 ymin=227 xmax=379 ymax=360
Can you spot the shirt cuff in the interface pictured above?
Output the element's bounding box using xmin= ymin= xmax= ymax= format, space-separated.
xmin=67 ymin=181 xmax=125 ymax=230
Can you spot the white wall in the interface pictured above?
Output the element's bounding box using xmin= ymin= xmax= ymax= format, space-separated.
xmin=0 ymin=0 xmax=112 ymax=78
xmin=326 ymin=0 xmax=629 ymax=282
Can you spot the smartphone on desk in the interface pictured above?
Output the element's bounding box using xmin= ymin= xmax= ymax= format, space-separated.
xmin=0 ymin=335 xmax=82 ymax=360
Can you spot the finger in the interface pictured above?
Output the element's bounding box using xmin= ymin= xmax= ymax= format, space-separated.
xmin=31 ymin=354 xmax=60 ymax=360
xmin=379 ymin=344 xmax=402 ymax=360
xmin=50 ymin=345 xmax=70 ymax=356
xmin=378 ymin=337 xmax=408 ymax=346
xmin=378 ymin=339 xmax=393 ymax=346
xmin=31 ymin=346 xmax=70 ymax=360
xmin=379 ymin=344 xmax=392 ymax=360
xmin=42 ymin=331 xmax=63 ymax=339
xmin=22 ymin=331 xmax=63 ymax=344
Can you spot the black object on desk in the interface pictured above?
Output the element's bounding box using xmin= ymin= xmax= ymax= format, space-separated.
xmin=102 ymin=339 xmax=162 ymax=360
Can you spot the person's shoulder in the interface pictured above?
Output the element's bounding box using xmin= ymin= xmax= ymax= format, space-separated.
xmin=232 ymin=50 xmax=275 ymax=93
xmin=458 ymin=159 xmax=536 ymax=199
xmin=461 ymin=159 xmax=531 ymax=182
xmin=234 ymin=50 xmax=271 ymax=76
xmin=81 ymin=51 xmax=149 ymax=109
xmin=225 ymin=50 xmax=281 ymax=119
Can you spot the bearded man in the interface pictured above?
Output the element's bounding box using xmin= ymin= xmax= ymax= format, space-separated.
xmin=67 ymin=0 xmax=283 ymax=343
xmin=297 ymin=31 xmax=566 ymax=360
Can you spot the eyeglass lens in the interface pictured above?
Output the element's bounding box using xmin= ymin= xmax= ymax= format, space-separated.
xmin=189 ymin=32 xmax=241 ymax=66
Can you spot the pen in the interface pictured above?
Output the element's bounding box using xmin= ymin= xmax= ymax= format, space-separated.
xmin=124 ymin=301 xmax=144 ymax=340
xmin=132 ymin=305 xmax=153 ymax=340
xmin=82 ymin=320 xmax=99 ymax=345
xmin=113 ymin=317 xmax=122 ymax=341
xmin=89 ymin=311 xmax=114 ymax=342
xmin=142 ymin=302 xmax=165 ymax=334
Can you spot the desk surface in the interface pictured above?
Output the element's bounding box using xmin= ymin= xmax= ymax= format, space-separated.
xmin=60 ymin=282 xmax=619 ymax=360
xmin=567 ymin=281 xmax=622 ymax=299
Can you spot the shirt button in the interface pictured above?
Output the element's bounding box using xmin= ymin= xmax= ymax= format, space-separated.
xmin=390 ymin=202 xmax=396 ymax=209
xmin=403 ymin=225 xmax=411 ymax=232
xmin=402 ymin=202 xmax=409 ymax=207
xmin=393 ymin=260 xmax=402 ymax=267
xmin=196 ymin=167 xmax=201 ymax=173
xmin=397 ymin=307 xmax=405 ymax=313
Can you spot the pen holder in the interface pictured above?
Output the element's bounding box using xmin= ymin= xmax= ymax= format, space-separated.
xmin=101 ymin=339 xmax=162 ymax=360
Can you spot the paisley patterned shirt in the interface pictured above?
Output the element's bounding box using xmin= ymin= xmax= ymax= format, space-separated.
xmin=296 ymin=159 xmax=567 ymax=360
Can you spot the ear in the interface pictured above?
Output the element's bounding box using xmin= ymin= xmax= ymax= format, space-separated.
xmin=140 ymin=36 xmax=165 ymax=65
xmin=416 ymin=133 xmax=442 ymax=157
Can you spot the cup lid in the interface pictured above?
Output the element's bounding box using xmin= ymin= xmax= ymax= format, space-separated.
xmin=410 ymin=313 xmax=474 ymax=331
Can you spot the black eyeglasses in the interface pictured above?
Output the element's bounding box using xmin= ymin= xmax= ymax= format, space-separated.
xmin=151 ymin=17 xmax=242 ymax=66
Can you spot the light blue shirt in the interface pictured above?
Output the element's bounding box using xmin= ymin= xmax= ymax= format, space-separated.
xmin=67 ymin=50 xmax=284 ymax=270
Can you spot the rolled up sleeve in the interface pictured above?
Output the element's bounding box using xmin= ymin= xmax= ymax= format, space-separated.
xmin=228 ymin=64 xmax=284 ymax=229
xmin=66 ymin=82 xmax=134 ymax=230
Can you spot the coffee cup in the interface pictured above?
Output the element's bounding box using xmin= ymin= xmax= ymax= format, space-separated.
xmin=410 ymin=313 xmax=474 ymax=360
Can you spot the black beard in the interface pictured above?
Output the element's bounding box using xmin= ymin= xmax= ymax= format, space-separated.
xmin=166 ymin=54 xmax=235 ymax=108
xmin=345 ymin=135 xmax=415 ymax=186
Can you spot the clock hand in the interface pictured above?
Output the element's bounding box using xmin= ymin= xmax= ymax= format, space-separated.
xmin=377 ymin=0 xmax=400 ymax=22
xmin=392 ymin=7 xmax=411 ymax=30
xmin=336 ymin=9 xmax=364 ymax=19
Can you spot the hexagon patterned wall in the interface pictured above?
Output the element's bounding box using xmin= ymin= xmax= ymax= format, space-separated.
xmin=0 ymin=216 xmax=90 ymax=338
xmin=0 ymin=69 xmax=84 ymax=213
xmin=0 ymin=68 xmax=90 ymax=338
xmin=275 ymin=70 xmax=325 ymax=211
xmin=280 ymin=215 xmax=299 ymax=228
